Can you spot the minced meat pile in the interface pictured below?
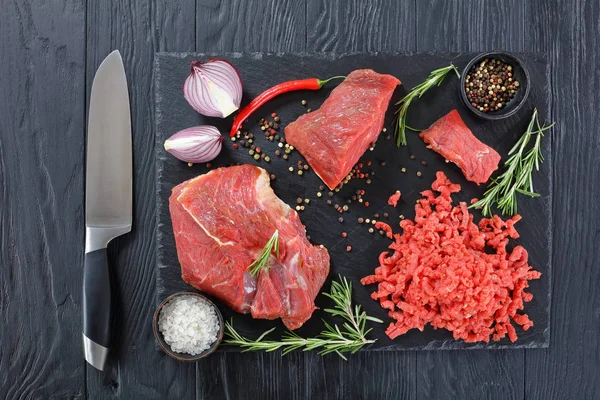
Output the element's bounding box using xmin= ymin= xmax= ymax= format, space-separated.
xmin=361 ymin=171 xmax=541 ymax=343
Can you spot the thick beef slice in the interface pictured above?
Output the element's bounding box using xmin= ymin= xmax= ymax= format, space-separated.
xmin=285 ymin=69 xmax=400 ymax=189
xmin=419 ymin=109 xmax=501 ymax=184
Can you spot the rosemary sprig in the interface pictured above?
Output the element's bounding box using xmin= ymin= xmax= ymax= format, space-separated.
xmin=394 ymin=63 xmax=460 ymax=146
xmin=470 ymin=108 xmax=554 ymax=217
xmin=224 ymin=275 xmax=383 ymax=360
xmin=247 ymin=230 xmax=279 ymax=276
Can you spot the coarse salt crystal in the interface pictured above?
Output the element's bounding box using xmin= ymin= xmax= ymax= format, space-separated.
xmin=158 ymin=295 xmax=220 ymax=355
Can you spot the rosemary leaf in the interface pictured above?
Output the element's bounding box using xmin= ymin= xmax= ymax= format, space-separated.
xmin=247 ymin=230 xmax=279 ymax=276
xmin=470 ymin=108 xmax=555 ymax=217
xmin=394 ymin=63 xmax=460 ymax=146
xmin=223 ymin=274 xmax=382 ymax=359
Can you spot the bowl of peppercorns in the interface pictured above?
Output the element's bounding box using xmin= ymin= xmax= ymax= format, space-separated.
xmin=460 ymin=52 xmax=530 ymax=120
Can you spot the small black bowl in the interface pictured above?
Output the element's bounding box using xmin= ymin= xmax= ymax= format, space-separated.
xmin=459 ymin=51 xmax=530 ymax=120
xmin=153 ymin=291 xmax=224 ymax=361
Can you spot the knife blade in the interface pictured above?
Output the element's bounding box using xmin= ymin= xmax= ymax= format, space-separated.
xmin=83 ymin=50 xmax=132 ymax=371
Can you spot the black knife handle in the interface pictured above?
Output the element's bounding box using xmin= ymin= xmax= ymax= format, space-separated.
xmin=83 ymin=248 xmax=111 ymax=348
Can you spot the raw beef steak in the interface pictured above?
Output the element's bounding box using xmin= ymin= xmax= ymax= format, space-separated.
xmin=419 ymin=109 xmax=501 ymax=184
xmin=285 ymin=69 xmax=400 ymax=189
xmin=169 ymin=165 xmax=330 ymax=330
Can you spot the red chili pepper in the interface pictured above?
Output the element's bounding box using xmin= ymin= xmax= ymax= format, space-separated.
xmin=229 ymin=76 xmax=346 ymax=137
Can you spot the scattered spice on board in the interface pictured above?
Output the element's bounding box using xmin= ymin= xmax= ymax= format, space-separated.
xmin=465 ymin=58 xmax=519 ymax=112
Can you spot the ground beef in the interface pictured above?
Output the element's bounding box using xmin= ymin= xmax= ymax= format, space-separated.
xmin=361 ymin=171 xmax=541 ymax=343
xmin=388 ymin=190 xmax=401 ymax=207
xmin=375 ymin=221 xmax=393 ymax=239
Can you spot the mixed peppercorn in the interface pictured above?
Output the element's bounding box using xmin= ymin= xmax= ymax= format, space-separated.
xmin=465 ymin=58 xmax=519 ymax=112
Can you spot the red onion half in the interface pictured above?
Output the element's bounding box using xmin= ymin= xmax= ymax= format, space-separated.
xmin=164 ymin=126 xmax=223 ymax=164
xmin=183 ymin=59 xmax=243 ymax=118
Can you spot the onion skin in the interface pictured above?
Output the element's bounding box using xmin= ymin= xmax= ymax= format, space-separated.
xmin=164 ymin=126 xmax=223 ymax=164
xmin=183 ymin=59 xmax=243 ymax=118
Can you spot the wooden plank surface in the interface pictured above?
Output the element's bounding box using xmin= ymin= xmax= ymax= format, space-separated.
xmin=0 ymin=1 xmax=87 ymax=398
xmin=1 ymin=0 xmax=599 ymax=399
xmin=84 ymin=0 xmax=196 ymax=398
xmin=524 ymin=1 xmax=600 ymax=399
xmin=416 ymin=0 xmax=526 ymax=52
xmin=306 ymin=0 xmax=415 ymax=52
xmin=195 ymin=0 xmax=306 ymax=53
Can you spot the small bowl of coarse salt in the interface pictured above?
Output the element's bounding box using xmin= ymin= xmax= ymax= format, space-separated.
xmin=153 ymin=292 xmax=224 ymax=361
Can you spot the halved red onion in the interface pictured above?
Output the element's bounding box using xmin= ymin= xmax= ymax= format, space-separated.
xmin=164 ymin=126 xmax=223 ymax=164
xmin=183 ymin=59 xmax=243 ymax=118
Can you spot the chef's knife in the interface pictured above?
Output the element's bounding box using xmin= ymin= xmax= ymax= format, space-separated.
xmin=83 ymin=50 xmax=132 ymax=371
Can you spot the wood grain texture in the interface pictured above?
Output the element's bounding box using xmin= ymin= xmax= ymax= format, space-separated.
xmin=196 ymin=0 xmax=306 ymax=53
xmin=84 ymin=0 xmax=196 ymax=398
xmin=0 ymin=0 xmax=86 ymax=398
xmin=306 ymin=0 xmax=416 ymax=52
xmin=414 ymin=1 xmax=529 ymax=399
xmin=195 ymin=352 xmax=414 ymax=400
xmin=524 ymin=1 xmax=600 ymax=399
xmin=416 ymin=0 xmax=525 ymax=52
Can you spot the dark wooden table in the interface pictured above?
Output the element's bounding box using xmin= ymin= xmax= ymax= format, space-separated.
xmin=1 ymin=1 xmax=598 ymax=399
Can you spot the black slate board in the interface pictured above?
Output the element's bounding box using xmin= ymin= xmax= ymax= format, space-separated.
xmin=155 ymin=52 xmax=551 ymax=350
